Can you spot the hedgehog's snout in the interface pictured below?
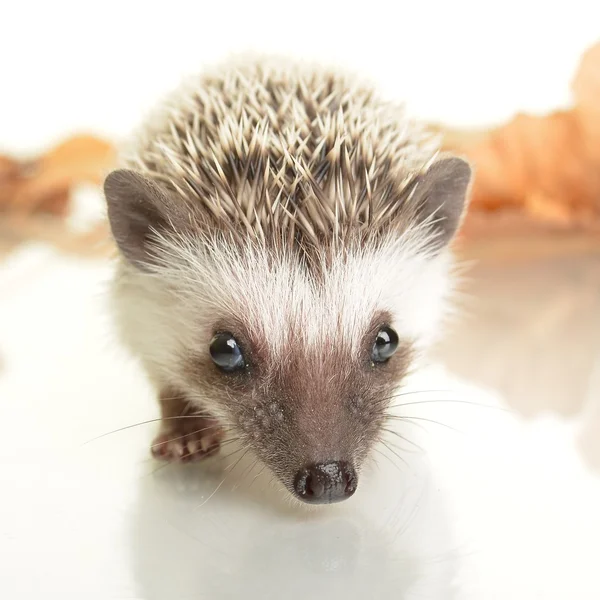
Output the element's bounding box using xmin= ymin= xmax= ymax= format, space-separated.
xmin=292 ymin=460 xmax=357 ymax=504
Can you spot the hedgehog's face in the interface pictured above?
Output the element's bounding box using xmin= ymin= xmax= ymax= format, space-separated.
xmin=188 ymin=291 xmax=417 ymax=505
xmin=104 ymin=157 xmax=472 ymax=504
xmin=201 ymin=320 xmax=409 ymax=503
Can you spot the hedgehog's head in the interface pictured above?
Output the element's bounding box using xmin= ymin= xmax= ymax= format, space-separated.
xmin=104 ymin=156 xmax=471 ymax=504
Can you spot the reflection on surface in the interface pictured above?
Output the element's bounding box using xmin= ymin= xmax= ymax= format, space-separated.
xmin=128 ymin=429 xmax=459 ymax=599
xmin=438 ymin=252 xmax=600 ymax=418
xmin=435 ymin=250 xmax=600 ymax=471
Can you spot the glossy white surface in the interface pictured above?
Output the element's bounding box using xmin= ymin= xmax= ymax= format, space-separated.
xmin=1 ymin=246 xmax=599 ymax=599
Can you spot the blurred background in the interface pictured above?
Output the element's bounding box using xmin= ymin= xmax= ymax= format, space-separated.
xmin=1 ymin=2 xmax=600 ymax=598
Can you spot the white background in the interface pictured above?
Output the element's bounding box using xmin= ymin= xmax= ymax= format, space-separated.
xmin=2 ymin=0 xmax=600 ymax=154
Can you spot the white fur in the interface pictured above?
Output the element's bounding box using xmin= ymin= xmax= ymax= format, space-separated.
xmin=110 ymin=224 xmax=454 ymax=419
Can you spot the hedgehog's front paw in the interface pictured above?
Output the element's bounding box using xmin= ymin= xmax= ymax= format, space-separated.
xmin=151 ymin=417 xmax=224 ymax=462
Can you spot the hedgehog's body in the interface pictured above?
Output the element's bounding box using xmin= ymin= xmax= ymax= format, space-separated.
xmin=104 ymin=58 xmax=472 ymax=504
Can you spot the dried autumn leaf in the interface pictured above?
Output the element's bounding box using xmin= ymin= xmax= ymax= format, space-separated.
xmin=0 ymin=135 xmax=116 ymax=216
xmin=442 ymin=40 xmax=600 ymax=235
xmin=0 ymin=155 xmax=22 ymax=210
xmin=38 ymin=135 xmax=115 ymax=184
xmin=0 ymin=155 xmax=20 ymax=180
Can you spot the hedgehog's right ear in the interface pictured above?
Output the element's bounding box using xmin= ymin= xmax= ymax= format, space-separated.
xmin=411 ymin=156 xmax=473 ymax=251
xmin=104 ymin=169 xmax=185 ymax=270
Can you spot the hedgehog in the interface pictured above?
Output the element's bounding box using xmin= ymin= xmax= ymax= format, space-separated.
xmin=103 ymin=57 xmax=472 ymax=505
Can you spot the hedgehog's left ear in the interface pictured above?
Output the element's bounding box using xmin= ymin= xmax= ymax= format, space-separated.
xmin=104 ymin=169 xmax=189 ymax=270
xmin=411 ymin=156 xmax=473 ymax=251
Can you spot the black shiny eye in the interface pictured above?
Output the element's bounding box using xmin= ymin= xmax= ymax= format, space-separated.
xmin=209 ymin=333 xmax=245 ymax=372
xmin=371 ymin=326 xmax=399 ymax=363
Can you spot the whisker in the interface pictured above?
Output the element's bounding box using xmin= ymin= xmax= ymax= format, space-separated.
xmin=381 ymin=436 xmax=417 ymax=459
xmin=381 ymin=427 xmax=423 ymax=452
xmin=157 ymin=394 xmax=215 ymax=407
xmin=233 ymin=457 xmax=259 ymax=490
xmin=372 ymin=446 xmax=403 ymax=473
xmin=384 ymin=388 xmax=454 ymax=401
xmin=225 ymin=448 xmax=251 ymax=474
xmin=388 ymin=416 xmax=427 ymax=432
xmin=387 ymin=398 xmax=511 ymax=412
xmin=193 ymin=446 xmax=250 ymax=511
xmin=237 ymin=455 xmax=257 ymax=482
xmin=387 ymin=415 xmax=462 ymax=433
xmin=380 ymin=388 xmax=512 ymax=413
xmin=194 ymin=476 xmax=227 ymax=510
xmin=81 ymin=416 xmax=212 ymax=445
xmin=150 ymin=424 xmax=228 ymax=448
xmin=81 ymin=416 xmax=235 ymax=446
xmin=370 ymin=454 xmax=382 ymax=473
xmin=378 ymin=440 xmax=409 ymax=468
xmin=218 ymin=437 xmax=242 ymax=449
xmin=372 ymin=389 xmax=454 ymax=410
xmin=218 ymin=445 xmax=246 ymax=462
xmin=249 ymin=463 xmax=268 ymax=488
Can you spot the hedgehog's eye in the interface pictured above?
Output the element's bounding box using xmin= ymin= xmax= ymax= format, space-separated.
xmin=371 ymin=326 xmax=399 ymax=363
xmin=210 ymin=333 xmax=245 ymax=372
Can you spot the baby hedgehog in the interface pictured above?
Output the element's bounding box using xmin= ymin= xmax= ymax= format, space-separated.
xmin=104 ymin=58 xmax=472 ymax=505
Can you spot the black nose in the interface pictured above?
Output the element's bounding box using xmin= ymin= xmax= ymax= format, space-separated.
xmin=293 ymin=461 xmax=357 ymax=504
